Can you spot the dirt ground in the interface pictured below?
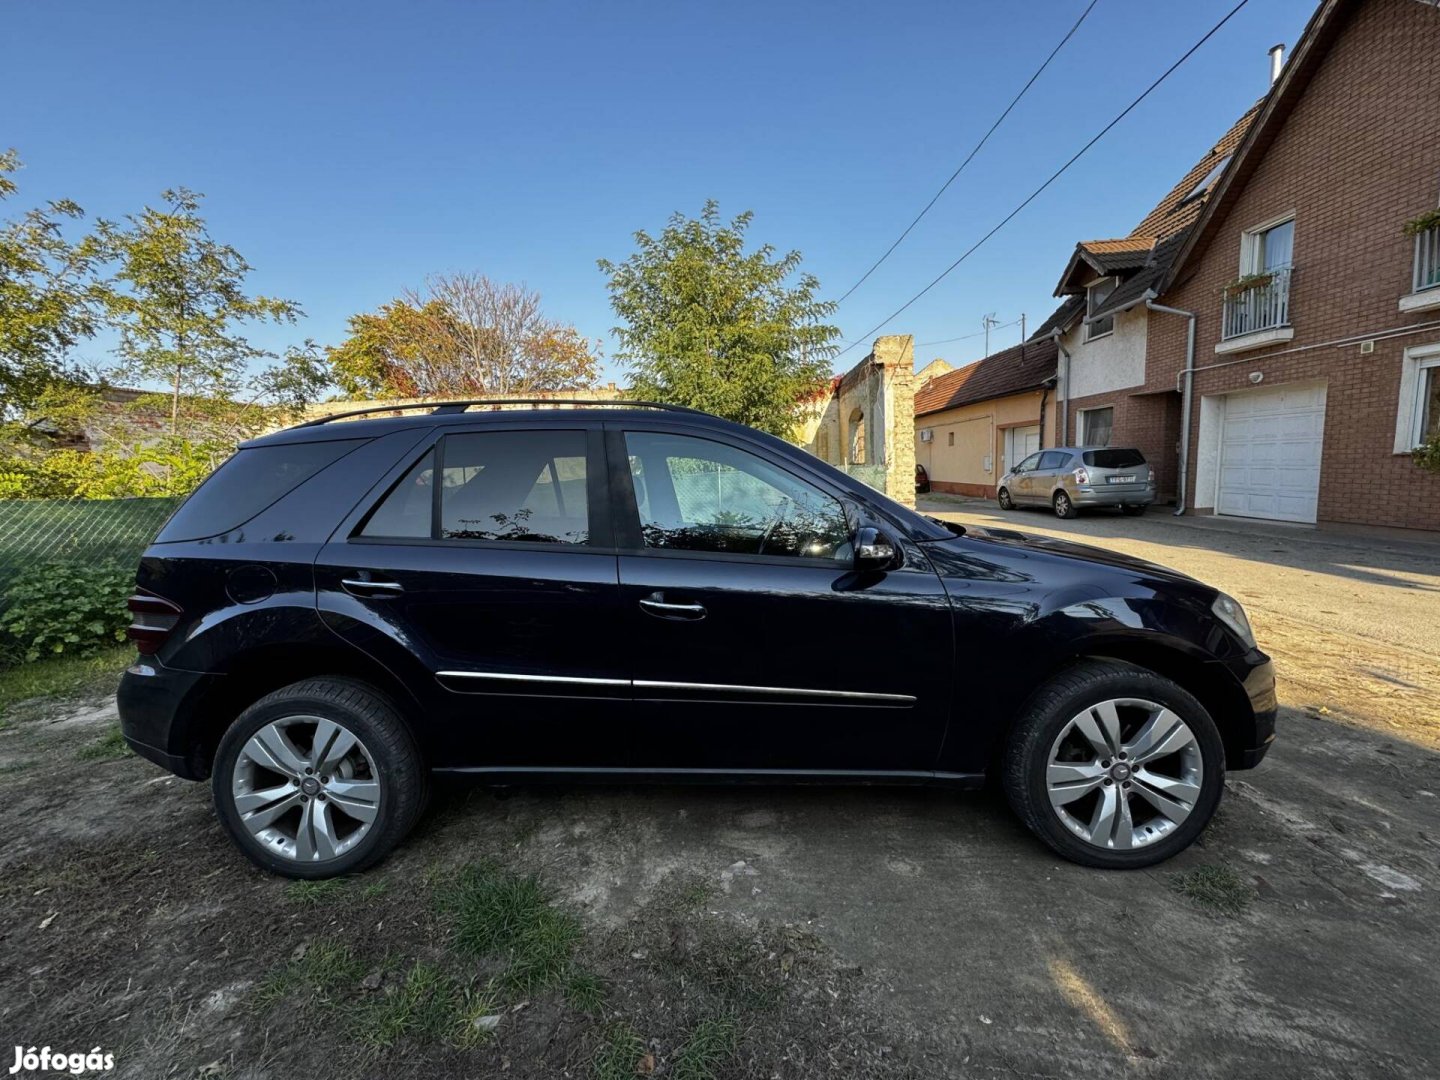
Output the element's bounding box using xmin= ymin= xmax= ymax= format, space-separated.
xmin=2 ymin=512 xmax=1438 ymax=1079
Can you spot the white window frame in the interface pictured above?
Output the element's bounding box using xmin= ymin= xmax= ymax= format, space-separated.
xmin=1077 ymin=405 xmax=1115 ymax=447
xmin=1084 ymin=277 xmax=1116 ymax=341
xmin=1395 ymin=341 xmax=1440 ymax=452
xmin=1239 ymin=211 xmax=1296 ymax=274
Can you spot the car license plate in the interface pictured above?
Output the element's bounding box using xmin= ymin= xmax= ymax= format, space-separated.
xmin=1107 ymin=475 xmax=1136 ymax=484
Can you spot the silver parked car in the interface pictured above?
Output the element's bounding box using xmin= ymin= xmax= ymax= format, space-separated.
xmin=997 ymin=446 xmax=1155 ymax=519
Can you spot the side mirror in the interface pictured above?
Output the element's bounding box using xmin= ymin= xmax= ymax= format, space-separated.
xmin=854 ymin=526 xmax=897 ymax=571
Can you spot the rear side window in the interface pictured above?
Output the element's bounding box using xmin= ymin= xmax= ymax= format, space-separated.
xmin=1038 ymin=451 xmax=1070 ymax=470
xmin=360 ymin=430 xmax=589 ymax=545
xmin=1084 ymin=448 xmax=1146 ymax=469
xmin=158 ymin=439 xmax=365 ymax=542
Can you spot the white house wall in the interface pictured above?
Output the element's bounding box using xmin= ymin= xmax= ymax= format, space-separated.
xmin=1064 ymin=307 xmax=1149 ymax=400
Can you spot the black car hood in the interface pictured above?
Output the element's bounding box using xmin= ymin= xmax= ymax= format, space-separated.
xmin=939 ymin=525 xmax=1201 ymax=585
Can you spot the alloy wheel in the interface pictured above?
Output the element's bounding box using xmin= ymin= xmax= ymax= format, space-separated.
xmin=1045 ymin=697 xmax=1204 ymax=851
xmin=232 ymin=715 xmax=381 ymax=863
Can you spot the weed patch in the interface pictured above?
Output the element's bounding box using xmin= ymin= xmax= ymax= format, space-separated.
xmin=286 ymin=878 xmax=350 ymax=906
xmin=672 ymin=1016 xmax=737 ymax=1080
xmin=76 ymin=723 xmax=131 ymax=762
xmin=1170 ymin=864 xmax=1255 ymax=916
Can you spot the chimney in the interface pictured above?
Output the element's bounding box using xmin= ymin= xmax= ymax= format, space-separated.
xmin=1268 ymin=43 xmax=1285 ymax=86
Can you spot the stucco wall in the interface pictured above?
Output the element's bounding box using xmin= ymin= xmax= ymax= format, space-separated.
xmin=915 ymin=389 xmax=1057 ymax=497
xmin=1062 ymin=304 xmax=1148 ymax=400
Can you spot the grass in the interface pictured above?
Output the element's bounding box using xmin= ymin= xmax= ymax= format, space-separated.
xmin=254 ymin=940 xmax=367 ymax=1008
xmin=0 ymin=644 xmax=131 ymax=716
xmin=672 ymin=1017 xmax=738 ymax=1080
xmin=591 ymin=1023 xmax=647 ymax=1080
xmin=437 ymin=862 xmax=583 ymax=998
xmin=286 ymin=878 xmax=350 ymax=906
xmin=76 ymin=722 xmax=132 ymax=762
xmin=353 ymin=962 xmax=465 ymax=1051
xmin=566 ymin=970 xmax=605 ymax=1015
xmin=1170 ymin=864 xmax=1256 ymax=916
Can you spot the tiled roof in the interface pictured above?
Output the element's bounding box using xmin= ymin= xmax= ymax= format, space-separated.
xmin=1054 ymin=100 xmax=1263 ymax=299
xmin=914 ymin=337 xmax=1059 ymax=417
xmin=1029 ymin=295 xmax=1085 ymax=340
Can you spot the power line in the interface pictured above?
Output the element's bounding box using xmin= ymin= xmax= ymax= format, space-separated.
xmin=835 ymin=0 xmax=1100 ymax=305
xmin=919 ymin=318 xmax=1022 ymax=348
xmin=835 ymin=0 xmax=1251 ymax=361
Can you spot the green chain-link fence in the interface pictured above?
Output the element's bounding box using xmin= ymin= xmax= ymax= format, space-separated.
xmin=0 ymin=497 xmax=182 ymax=613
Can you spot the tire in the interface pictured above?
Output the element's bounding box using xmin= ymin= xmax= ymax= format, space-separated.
xmin=1002 ymin=661 xmax=1225 ymax=869
xmin=1053 ymin=490 xmax=1077 ymax=519
xmin=1121 ymin=504 xmax=1147 ymax=517
xmin=213 ymin=677 xmax=427 ymax=879
xmin=997 ymin=487 xmax=1014 ymax=511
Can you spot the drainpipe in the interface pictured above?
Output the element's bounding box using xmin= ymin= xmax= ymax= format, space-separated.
xmin=1144 ymin=299 xmax=1197 ymax=516
xmin=1049 ymin=328 xmax=1071 ymax=445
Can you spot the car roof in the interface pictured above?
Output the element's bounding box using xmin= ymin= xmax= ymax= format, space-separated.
xmin=245 ymin=404 xmax=747 ymax=447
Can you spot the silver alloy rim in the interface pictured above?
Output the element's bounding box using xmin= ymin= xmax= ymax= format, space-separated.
xmin=232 ymin=715 xmax=381 ymax=863
xmin=1046 ymin=697 xmax=1204 ymax=851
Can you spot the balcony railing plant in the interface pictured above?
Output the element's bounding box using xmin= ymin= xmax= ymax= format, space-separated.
xmin=1222 ymin=266 xmax=1292 ymax=340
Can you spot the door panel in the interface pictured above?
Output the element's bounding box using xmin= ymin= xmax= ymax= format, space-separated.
xmin=612 ymin=424 xmax=954 ymax=773
xmin=315 ymin=422 xmax=630 ymax=768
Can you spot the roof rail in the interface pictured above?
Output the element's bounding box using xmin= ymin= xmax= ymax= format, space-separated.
xmin=293 ymin=398 xmax=703 ymax=428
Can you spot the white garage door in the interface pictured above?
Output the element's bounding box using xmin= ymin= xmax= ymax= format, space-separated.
xmin=1217 ymin=383 xmax=1326 ymax=523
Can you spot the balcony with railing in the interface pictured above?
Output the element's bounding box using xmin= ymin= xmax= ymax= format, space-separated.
xmin=1220 ymin=266 xmax=1292 ymax=350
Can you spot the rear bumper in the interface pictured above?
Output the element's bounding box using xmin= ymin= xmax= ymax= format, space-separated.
xmin=1070 ymin=486 xmax=1156 ymax=507
xmin=117 ymin=658 xmax=222 ymax=780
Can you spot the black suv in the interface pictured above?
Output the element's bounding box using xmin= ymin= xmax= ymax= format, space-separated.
xmin=118 ymin=401 xmax=1276 ymax=878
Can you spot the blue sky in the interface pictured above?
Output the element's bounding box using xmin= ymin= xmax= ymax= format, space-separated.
xmin=6 ymin=0 xmax=1311 ymax=386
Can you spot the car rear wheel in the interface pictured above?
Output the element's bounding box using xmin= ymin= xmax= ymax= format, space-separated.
xmin=1003 ymin=661 xmax=1225 ymax=868
xmin=1053 ymin=490 xmax=1077 ymax=519
xmin=213 ymin=678 xmax=427 ymax=879
xmin=997 ymin=487 xmax=1014 ymax=510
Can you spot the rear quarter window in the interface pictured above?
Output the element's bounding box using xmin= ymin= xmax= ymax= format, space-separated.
xmin=1083 ymin=449 xmax=1146 ymax=469
xmin=157 ymin=439 xmax=367 ymax=542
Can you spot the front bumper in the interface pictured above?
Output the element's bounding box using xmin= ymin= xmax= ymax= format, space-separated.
xmin=1070 ymin=485 xmax=1156 ymax=507
xmin=1232 ymin=654 xmax=1277 ymax=768
xmin=117 ymin=657 xmax=223 ymax=780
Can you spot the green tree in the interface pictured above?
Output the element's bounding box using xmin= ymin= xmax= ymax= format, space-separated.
xmin=97 ymin=187 xmax=303 ymax=437
xmin=598 ymin=201 xmax=839 ymax=435
xmin=0 ymin=150 xmax=109 ymax=414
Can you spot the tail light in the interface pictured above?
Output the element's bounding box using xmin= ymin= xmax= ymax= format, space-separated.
xmin=127 ymin=591 xmax=183 ymax=655
xmin=1073 ymin=466 xmax=1091 ymax=485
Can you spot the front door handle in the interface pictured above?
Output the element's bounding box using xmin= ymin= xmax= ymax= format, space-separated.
xmin=639 ymin=593 xmax=707 ymax=621
xmin=341 ymin=577 xmax=404 ymax=598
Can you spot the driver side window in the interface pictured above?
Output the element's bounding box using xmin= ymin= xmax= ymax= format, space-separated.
xmin=1016 ymin=452 xmax=1043 ymax=473
xmin=623 ymin=431 xmax=851 ymax=561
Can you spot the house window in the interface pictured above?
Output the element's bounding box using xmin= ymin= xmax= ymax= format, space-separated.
xmin=1085 ymin=278 xmax=1116 ymax=340
xmin=1079 ymin=406 xmax=1114 ymax=447
xmin=1397 ymin=343 xmax=1440 ymax=451
xmin=947 ymin=431 xmax=955 ymax=447
xmin=1242 ymin=217 xmax=1294 ymax=274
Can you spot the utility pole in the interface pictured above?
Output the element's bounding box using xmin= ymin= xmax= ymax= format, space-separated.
xmin=982 ymin=313 xmax=1000 ymax=356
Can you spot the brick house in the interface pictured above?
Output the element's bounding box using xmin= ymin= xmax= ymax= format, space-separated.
xmin=913 ymin=337 xmax=1060 ymax=496
xmin=1058 ymin=0 xmax=1440 ymax=530
xmin=1043 ymin=101 xmax=1262 ymax=504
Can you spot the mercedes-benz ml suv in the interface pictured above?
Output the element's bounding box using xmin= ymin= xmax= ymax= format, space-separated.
xmin=118 ymin=401 xmax=1276 ymax=879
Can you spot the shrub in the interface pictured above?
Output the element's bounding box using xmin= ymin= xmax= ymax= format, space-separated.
xmin=0 ymin=561 xmax=133 ymax=663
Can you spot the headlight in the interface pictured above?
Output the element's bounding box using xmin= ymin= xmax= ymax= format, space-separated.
xmin=1211 ymin=592 xmax=1256 ymax=649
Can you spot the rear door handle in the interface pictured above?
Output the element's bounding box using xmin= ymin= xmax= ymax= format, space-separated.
xmin=341 ymin=577 xmax=404 ymax=598
xmin=639 ymin=593 xmax=707 ymax=621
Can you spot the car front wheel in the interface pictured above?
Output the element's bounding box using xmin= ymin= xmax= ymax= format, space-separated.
xmin=998 ymin=487 xmax=1014 ymax=510
xmin=1003 ymin=661 xmax=1225 ymax=868
xmin=213 ymin=677 xmax=427 ymax=879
